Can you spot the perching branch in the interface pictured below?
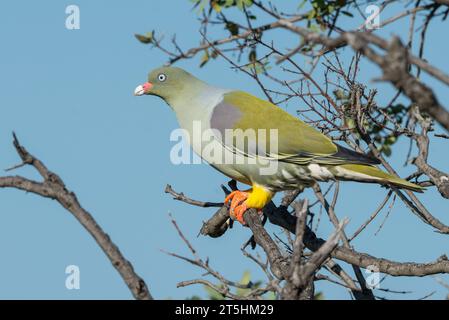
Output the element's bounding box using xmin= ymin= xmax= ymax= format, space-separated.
xmin=171 ymin=184 xmax=449 ymax=278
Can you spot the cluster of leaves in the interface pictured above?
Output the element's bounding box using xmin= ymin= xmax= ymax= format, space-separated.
xmin=334 ymin=90 xmax=407 ymax=157
xmin=187 ymin=271 xmax=276 ymax=300
xmin=304 ymin=0 xmax=348 ymax=20
xmin=300 ymin=0 xmax=352 ymax=47
xmin=135 ymin=31 xmax=155 ymax=45
xmin=199 ymin=49 xmax=219 ymax=68
xmin=191 ymin=0 xmax=254 ymax=13
xmin=302 ymin=0 xmax=355 ymax=25
xmin=186 ymin=270 xmax=324 ymax=300
xmin=369 ymin=104 xmax=408 ymax=157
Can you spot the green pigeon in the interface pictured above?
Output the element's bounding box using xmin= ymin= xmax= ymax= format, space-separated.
xmin=134 ymin=66 xmax=423 ymax=224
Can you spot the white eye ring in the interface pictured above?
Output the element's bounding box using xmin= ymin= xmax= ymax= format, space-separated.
xmin=158 ymin=73 xmax=167 ymax=82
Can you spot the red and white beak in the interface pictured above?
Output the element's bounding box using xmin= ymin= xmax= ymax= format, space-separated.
xmin=134 ymin=82 xmax=153 ymax=96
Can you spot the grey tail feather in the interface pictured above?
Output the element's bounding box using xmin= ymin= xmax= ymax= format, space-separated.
xmin=332 ymin=143 xmax=380 ymax=165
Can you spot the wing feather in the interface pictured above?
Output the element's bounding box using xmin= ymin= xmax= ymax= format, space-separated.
xmin=210 ymin=91 xmax=379 ymax=166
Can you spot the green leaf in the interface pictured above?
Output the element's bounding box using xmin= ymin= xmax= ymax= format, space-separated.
xmin=307 ymin=9 xmax=317 ymax=20
xmin=314 ymin=292 xmax=324 ymax=300
xmin=248 ymin=49 xmax=257 ymax=63
xmin=382 ymin=145 xmax=392 ymax=157
xmin=225 ymin=21 xmax=239 ymax=36
xmin=236 ymin=271 xmax=252 ymax=297
xmin=243 ymin=0 xmax=253 ymax=7
xmin=199 ymin=50 xmax=210 ymax=68
xmin=134 ymin=31 xmax=154 ymax=44
xmin=333 ymin=89 xmax=347 ymax=101
xmin=235 ymin=0 xmax=253 ymax=10
xmin=191 ymin=0 xmax=208 ymax=12
xmin=345 ymin=117 xmax=356 ymax=130
xmin=265 ymin=291 xmax=276 ymax=300
xmin=298 ymin=0 xmax=307 ymax=10
xmin=211 ymin=0 xmax=222 ymax=12
xmin=203 ymin=285 xmax=225 ymax=300
xmin=239 ymin=271 xmax=252 ymax=286
xmin=308 ymin=23 xmax=320 ymax=33
xmin=371 ymin=124 xmax=381 ymax=134
xmin=379 ymin=144 xmax=392 ymax=157
xmin=385 ymin=135 xmax=397 ymax=145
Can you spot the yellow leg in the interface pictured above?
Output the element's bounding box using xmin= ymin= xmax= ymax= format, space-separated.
xmin=224 ymin=184 xmax=274 ymax=224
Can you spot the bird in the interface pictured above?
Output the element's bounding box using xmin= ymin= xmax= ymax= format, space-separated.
xmin=134 ymin=66 xmax=424 ymax=224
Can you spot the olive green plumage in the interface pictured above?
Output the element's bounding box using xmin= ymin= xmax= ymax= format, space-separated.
xmin=223 ymin=91 xmax=337 ymax=156
xmin=338 ymin=164 xmax=423 ymax=191
xmin=135 ymin=66 xmax=424 ymax=193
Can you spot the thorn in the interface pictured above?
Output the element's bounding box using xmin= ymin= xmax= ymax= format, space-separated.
xmin=4 ymin=162 xmax=27 ymax=172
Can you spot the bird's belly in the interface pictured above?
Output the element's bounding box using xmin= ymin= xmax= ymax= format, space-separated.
xmin=186 ymin=127 xmax=337 ymax=190
xmin=190 ymin=136 xmax=253 ymax=184
xmin=211 ymin=158 xmax=337 ymax=191
xmin=256 ymin=162 xmax=336 ymax=191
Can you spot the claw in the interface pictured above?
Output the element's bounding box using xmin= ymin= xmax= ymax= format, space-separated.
xmin=224 ymin=190 xmax=250 ymax=224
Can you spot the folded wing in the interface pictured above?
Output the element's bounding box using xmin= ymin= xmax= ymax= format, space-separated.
xmin=210 ymin=90 xmax=379 ymax=166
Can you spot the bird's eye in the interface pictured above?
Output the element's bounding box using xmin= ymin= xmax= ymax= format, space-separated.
xmin=158 ymin=73 xmax=167 ymax=82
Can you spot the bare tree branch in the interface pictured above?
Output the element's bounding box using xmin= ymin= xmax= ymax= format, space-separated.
xmin=0 ymin=134 xmax=152 ymax=300
xmin=410 ymin=108 xmax=449 ymax=199
xmin=196 ymin=189 xmax=449 ymax=277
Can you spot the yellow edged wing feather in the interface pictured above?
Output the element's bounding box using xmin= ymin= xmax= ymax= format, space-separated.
xmin=223 ymin=91 xmax=337 ymax=156
xmin=220 ymin=91 xmax=378 ymax=166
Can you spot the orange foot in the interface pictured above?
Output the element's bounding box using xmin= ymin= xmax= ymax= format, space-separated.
xmin=224 ymin=190 xmax=252 ymax=225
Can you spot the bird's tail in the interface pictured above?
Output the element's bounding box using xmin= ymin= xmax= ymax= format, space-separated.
xmin=336 ymin=164 xmax=425 ymax=192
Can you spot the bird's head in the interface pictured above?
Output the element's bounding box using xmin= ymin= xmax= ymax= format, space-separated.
xmin=134 ymin=66 xmax=201 ymax=104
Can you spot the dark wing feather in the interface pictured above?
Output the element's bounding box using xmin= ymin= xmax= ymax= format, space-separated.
xmin=313 ymin=143 xmax=381 ymax=165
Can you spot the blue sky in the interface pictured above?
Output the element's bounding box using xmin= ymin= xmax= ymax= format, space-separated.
xmin=0 ymin=1 xmax=448 ymax=299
